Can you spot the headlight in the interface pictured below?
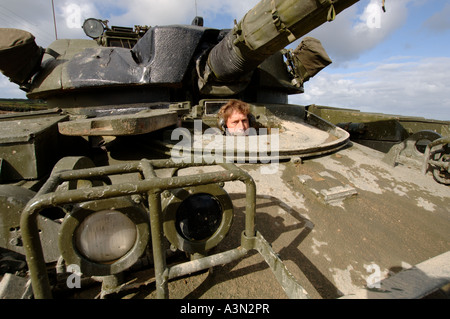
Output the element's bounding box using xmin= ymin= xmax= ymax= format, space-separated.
xmin=163 ymin=184 xmax=234 ymax=255
xmin=82 ymin=18 xmax=104 ymax=39
xmin=75 ymin=210 xmax=137 ymax=263
xmin=59 ymin=196 xmax=149 ymax=276
xmin=176 ymin=193 xmax=223 ymax=241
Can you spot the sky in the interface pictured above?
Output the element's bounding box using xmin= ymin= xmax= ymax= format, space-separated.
xmin=0 ymin=0 xmax=449 ymax=121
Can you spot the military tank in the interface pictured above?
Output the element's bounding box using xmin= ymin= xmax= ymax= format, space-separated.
xmin=0 ymin=0 xmax=449 ymax=300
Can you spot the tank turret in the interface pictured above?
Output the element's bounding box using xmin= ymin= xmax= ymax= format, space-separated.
xmin=200 ymin=0 xmax=357 ymax=92
xmin=0 ymin=0 xmax=356 ymax=109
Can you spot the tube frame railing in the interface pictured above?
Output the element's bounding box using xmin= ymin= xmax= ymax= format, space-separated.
xmin=20 ymin=158 xmax=307 ymax=299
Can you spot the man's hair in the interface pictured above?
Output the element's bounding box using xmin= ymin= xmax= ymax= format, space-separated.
xmin=218 ymin=99 xmax=250 ymax=122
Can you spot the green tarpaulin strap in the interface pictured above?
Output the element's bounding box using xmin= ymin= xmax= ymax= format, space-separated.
xmin=45 ymin=47 xmax=60 ymax=59
xmin=271 ymin=0 xmax=296 ymax=42
xmin=327 ymin=0 xmax=336 ymax=21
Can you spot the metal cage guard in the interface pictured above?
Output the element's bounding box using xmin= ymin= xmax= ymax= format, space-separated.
xmin=20 ymin=158 xmax=308 ymax=299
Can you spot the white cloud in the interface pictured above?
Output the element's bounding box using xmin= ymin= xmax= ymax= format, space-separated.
xmin=0 ymin=77 xmax=27 ymax=99
xmin=108 ymin=0 xmax=194 ymax=26
xmin=303 ymin=0 xmax=410 ymax=64
xmin=290 ymin=56 xmax=450 ymax=120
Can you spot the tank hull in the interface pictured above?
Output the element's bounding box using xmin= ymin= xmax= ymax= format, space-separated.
xmin=0 ymin=0 xmax=449 ymax=300
xmin=147 ymin=142 xmax=449 ymax=299
xmin=31 ymin=137 xmax=446 ymax=300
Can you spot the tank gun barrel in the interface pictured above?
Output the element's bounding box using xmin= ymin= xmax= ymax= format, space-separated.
xmin=204 ymin=0 xmax=360 ymax=82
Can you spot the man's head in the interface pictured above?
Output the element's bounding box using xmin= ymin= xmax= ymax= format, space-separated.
xmin=218 ymin=99 xmax=251 ymax=136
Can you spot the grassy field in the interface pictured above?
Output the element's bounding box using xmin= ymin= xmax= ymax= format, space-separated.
xmin=0 ymin=98 xmax=47 ymax=113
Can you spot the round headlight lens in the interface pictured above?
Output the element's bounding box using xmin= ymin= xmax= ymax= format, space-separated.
xmin=176 ymin=193 xmax=223 ymax=241
xmin=82 ymin=18 xmax=104 ymax=38
xmin=75 ymin=210 xmax=137 ymax=263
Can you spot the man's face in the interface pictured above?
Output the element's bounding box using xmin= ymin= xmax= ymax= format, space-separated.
xmin=226 ymin=109 xmax=249 ymax=135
